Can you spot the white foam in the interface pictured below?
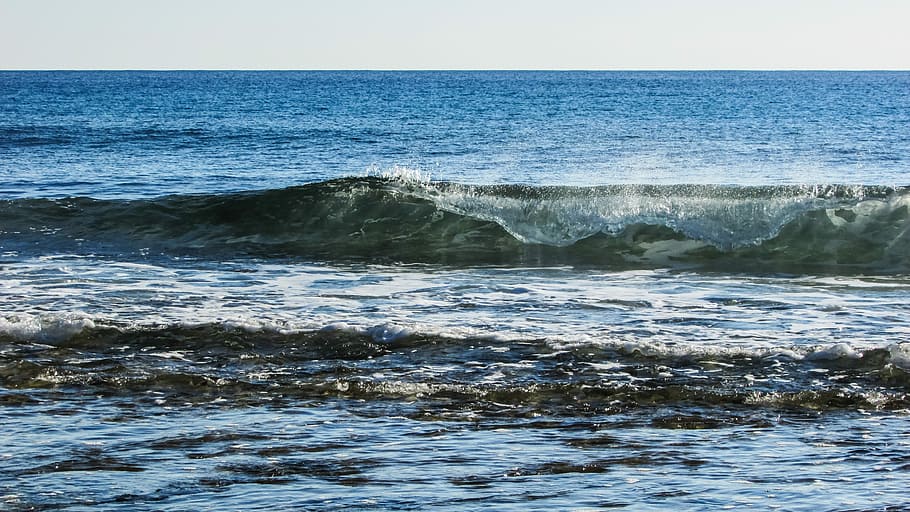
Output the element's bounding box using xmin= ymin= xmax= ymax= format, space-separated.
xmin=887 ymin=343 xmax=910 ymax=371
xmin=366 ymin=323 xmax=412 ymax=343
xmin=365 ymin=164 xmax=432 ymax=185
xmin=0 ymin=313 xmax=96 ymax=342
xmin=1 ymin=256 xmax=906 ymax=366
xmin=806 ymin=343 xmax=862 ymax=361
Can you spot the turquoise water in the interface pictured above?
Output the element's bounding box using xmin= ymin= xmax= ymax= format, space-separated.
xmin=1 ymin=71 xmax=909 ymax=510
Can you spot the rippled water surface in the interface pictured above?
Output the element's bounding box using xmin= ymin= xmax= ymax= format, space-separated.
xmin=2 ymin=71 xmax=909 ymax=510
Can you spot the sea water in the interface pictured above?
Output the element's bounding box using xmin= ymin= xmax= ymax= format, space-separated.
xmin=1 ymin=71 xmax=909 ymax=510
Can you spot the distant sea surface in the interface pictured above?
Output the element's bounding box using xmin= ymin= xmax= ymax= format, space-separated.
xmin=1 ymin=71 xmax=909 ymax=510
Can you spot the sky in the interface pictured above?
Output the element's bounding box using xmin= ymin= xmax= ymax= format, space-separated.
xmin=1 ymin=0 xmax=908 ymax=70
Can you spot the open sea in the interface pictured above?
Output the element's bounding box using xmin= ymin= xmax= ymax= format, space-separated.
xmin=1 ymin=70 xmax=909 ymax=511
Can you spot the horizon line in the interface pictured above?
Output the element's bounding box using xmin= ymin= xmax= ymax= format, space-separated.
xmin=2 ymin=68 xmax=908 ymax=72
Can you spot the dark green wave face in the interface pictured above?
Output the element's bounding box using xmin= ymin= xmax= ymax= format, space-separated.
xmin=1 ymin=176 xmax=908 ymax=273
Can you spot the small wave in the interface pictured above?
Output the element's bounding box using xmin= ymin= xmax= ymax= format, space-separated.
xmin=0 ymin=313 xmax=97 ymax=343
xmin=1 ymin=176 xmax=908 ymax=273
xmin=1 ymin=319 xmax=908 ymax=412
xmin=2 ymin=316 xmax=908 ymax=371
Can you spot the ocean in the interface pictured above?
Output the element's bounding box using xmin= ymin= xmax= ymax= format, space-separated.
xmin=1 ymin=71 xmax=909 ymax=510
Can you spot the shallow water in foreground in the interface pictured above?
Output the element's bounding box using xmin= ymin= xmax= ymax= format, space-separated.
xmin=2 ymin=261 xmax=910 ymax=510
xmin=4 ymin=395 xmax=910 ymax=511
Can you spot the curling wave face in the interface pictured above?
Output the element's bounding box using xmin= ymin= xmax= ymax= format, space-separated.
xmin=1 ymin=176 xmax=908 ymax=272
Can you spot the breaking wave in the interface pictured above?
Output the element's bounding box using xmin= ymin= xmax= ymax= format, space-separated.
xmin=2 ymin=176 xmax=908 ymax=272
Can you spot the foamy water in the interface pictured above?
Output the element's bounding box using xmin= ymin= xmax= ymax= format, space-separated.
xmin=2 ymin=71 xmax=909 ymax=510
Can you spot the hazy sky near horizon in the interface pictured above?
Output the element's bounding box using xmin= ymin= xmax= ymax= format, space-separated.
xmin=1 ymin=0 xmax=908 ymax=70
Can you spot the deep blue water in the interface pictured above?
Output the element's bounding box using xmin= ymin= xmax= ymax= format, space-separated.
xmin=3 ymin=71 xmax=908 ymax=199
xmin=1 ymin=71 xmax=909 ymax=510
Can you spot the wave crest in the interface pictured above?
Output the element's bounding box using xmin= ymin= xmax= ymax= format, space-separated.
xmin=1 ymin=176 xmax=908 ymax=273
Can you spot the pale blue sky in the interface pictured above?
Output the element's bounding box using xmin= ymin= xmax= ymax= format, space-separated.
xmin=1 ymin=0 xmax=907 ymax=69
